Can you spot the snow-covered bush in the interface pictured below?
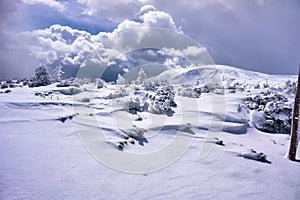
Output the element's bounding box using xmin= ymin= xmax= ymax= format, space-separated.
xmin=95 ymin=78 xmax=106 ymax=89
xmin=1 ymin=83 xmax=8 ymax=89
xmin=254 ymin=84 xmax=261 ymax=89
xmin=73 ymin=78 xmax=90 ymax=86
xmin=142 ymin=81 xmax=159 ymax=91
xmin=116 ymin=74 xmax=127 ymax=85
xmin=124 ymin=125 xmax=147 ymax=138
xmin=57 ymin=78 xmax=89 ymax=88
xmin=198 ymin=84 xmax=224 ymax=94
xmin=80 ymin=97 xmax=91 ymax=103
xmin=21 ymin=78 xmax=29 ymax=86
xmin=262 ymin=79 xmax=269 ymax=89
xmin=125 ymin=86 xmax=177 ymax=115
xmin=104 ymin=87 xmax=128 ymax=99
xmin=245 ymin=91 xmax=288 ymax=110
xmin=127 ymin=97 xmax=145 ymax=113
xmin=57 ymin=80 xmax=75 ymax=87
xmin=245 ymin=91 xmax=292 ymax=134
xmin=29 ymin=66 xmax=52 ymax=87
xmin=227 ymin=80 xmax=245 ymax=93
xmin=0 ymin=89 xmax=11 ymax=94
xmin=280 ymin=80 xmax=297 ymax=94
xmin=177 ymin=85 xmax=201 ymax=98
xmin=148 ymin=86 xmax=177 ymax=114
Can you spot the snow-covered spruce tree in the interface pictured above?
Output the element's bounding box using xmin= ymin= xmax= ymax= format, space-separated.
xmin=53 ymin=65 xmax=64 ymax=81
xmin=116 ymin=74 xmax=127 ymax=85
xmin=30 ymin=65 xmax=52 ymax=87
xmin=136 ymin=68 xmax=147 ymax=84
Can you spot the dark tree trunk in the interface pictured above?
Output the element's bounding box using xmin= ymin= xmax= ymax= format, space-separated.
xmin=288 ymin=66 xmax=300 ymax=161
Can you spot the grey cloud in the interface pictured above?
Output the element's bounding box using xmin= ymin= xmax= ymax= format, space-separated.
xmin=154 ymin=0 xmax=300 ymax=74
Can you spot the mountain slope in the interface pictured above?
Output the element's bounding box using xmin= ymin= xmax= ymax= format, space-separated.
xmin=152 ymin=65 xmax=297 ymax=86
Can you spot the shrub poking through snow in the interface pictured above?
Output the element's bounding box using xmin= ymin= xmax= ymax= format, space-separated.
xmin=35 ymin=91 xmax=53 ymax=98
xmin=238 ymin=149 xmax=270 ymax=163
xmin=58 ymin=113 xmax=78 ymax=123
xmin=1 ymin=83 xmax=9 ymax=89
xmin=0 ymin=89 xmax=11 ymax=94
xmin=107 ymin=138 xmax=135 ymax=151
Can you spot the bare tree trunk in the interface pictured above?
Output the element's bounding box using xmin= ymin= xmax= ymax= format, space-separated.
xmin=288 ymin=66 xmax=300 ymax=161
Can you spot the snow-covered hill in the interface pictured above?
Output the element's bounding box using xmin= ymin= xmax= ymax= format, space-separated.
xmin=152 ymin=64 xmax=296 ymax=86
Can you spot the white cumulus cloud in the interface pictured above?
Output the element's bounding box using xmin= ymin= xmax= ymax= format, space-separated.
xmin=1 ymin=4 xmax=200 ymax=78
xmin=77 ymin=0 xmax=154 ymax=22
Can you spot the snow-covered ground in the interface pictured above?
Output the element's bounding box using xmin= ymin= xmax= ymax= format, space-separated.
xmin=1 ymin=65 xmax=300 ymax=200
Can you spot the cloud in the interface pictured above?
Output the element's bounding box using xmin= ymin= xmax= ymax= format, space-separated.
xmin=97 ymin=5 xmax=182 ymax=55
xmin=141 ymin=10 xmax=177 ymax=30
xmin=159 ymin=46 xmax=209 ymax=66
xmin=21 ymin=5 xmax=181 ymax=65
xmin=22 ymin=0 xmax=65 ymax=11
xmin=19 ymin=24 xmax=96 ymax=65
xmin=1 ymin=1 xmax=299 ymax=78
xmin=135 ymin=4 xmax=157 ymax=19
xmin=154 ymin=0 xmax=300 ymax=74
xmin=0 ymin=4 xmax=184 ymax=78
xmin=0 ymin=0 xmax=21 ymax=17
xmin=77 ymin=0 xmax=154 ymax=22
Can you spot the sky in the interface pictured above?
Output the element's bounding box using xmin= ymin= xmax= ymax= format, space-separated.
xmin=0 ymin=0 xmax=299 ymax=78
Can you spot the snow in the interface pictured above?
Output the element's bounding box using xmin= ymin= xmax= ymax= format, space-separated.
xmin=1 ymin=65 xmax=300 ymax=200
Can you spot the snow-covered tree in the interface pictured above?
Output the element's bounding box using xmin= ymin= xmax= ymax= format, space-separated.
xmin=30 ymin=65 xmax=52 ymax=87
xmin=95 ymin=78 xmax=106 ymax=89
xmin=262 ymin=79 xmax=269 ymax=88
xmin=116 ymin=74 xmax=127 ymax=85
xmin=53 ymin=65 xmax=64 ymax=81
xmin=136 ymin=68 xmax=147 ymax=84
